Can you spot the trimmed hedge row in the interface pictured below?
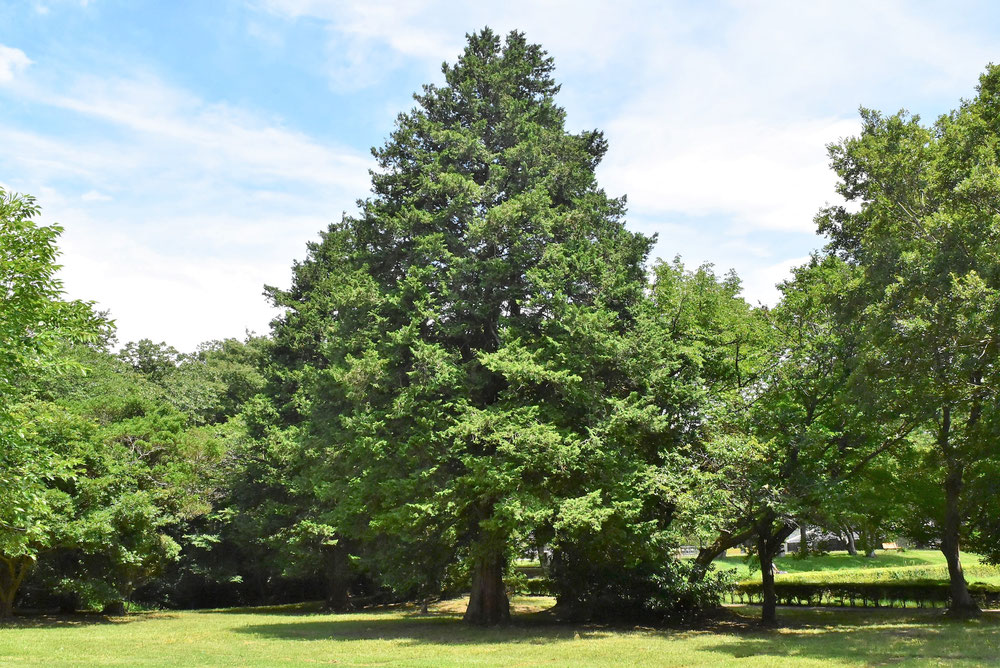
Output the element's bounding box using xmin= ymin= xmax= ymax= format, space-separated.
xmin=731 ymin=580 xmax=1000 ymax=608
xmin=517 ymin=574 xmax=1000 ymax=610
xmin=519 ymin=577 xmax=554 ymax=596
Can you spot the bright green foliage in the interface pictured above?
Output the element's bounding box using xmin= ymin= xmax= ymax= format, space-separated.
xmin=691 ymin=255 xmax=913 ymax=623
xmin=0 ymin=191 xmax=101 ymax=407
xmin=0 ymin=191 xmax=103 ymax=616
xmin=818 ymin=65 xmax=1000 ymax=612
xmin=118 ymin=339 xmax=179 ymax=384
xmin=268 ymin=28 xmax=653 ymax=624
xmin=163 ymin=338 xmax=268 ymax=425
xmin=11 ymin=345 xmax=227 ymax=613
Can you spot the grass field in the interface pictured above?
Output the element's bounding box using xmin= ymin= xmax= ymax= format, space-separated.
xmin=3 ymin=596 xmax=1000 ymax=667
xmin=713 ymin=549 xmax=1000 ymax=585
xmin=4 ymin=552 xmax=1000 ymax=667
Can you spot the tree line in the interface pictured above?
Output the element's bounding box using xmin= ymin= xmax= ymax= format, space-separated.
xmin=2 ymin=29 xmax=999 ymax=627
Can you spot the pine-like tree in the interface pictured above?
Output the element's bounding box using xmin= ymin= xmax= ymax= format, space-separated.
xmin=269 ymin=28 xmax=652 ymax=624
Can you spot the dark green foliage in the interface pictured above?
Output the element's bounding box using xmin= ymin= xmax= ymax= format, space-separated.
xmin=549 ymin=536 xmax=732 ymax=623
xmin=265 ymin=28 xmax=658 ymax=624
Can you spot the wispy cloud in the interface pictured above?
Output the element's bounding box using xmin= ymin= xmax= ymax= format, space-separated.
xmin=0 ymin=55 xmax=374 ymax=349
xmin=0 ymin=44 xmax=31 ymax=83
xmin=3 ymin=2 xmax=998 ymax=348
xmin=80 ymin=190 xmax=111 ymax=202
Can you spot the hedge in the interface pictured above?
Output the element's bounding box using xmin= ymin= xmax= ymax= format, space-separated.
xmin=731 ymin=580 xmax=1000 ymax=608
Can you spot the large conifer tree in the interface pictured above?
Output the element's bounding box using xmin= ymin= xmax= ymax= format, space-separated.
xmin=269 ymin=29 xmax=652 ymax=624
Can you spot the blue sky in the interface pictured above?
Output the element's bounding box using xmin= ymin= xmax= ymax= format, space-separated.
xmin=2 ymin=1 xmax=999 ymax=350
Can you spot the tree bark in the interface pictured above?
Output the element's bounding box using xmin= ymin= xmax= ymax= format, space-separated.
xmin=798 ymin=525 xmax=808 ymax=556
xmin=756 ymin=519 xmax=795 ymax=626
xmin=942 ymin=458 xmax=980 ymax=615
xmin=463 ymin=550 xmax=509 ymax=626
xmin=690 ymin=527 xmax=755 ymax=582
xmin=102 ymin=600 xmax=127 ymax=616
xmin=757 ymin=532 xmax=778 ymax=626
xmin=0 ymin=556 xmax=31 ymax=619
xmin=845 ymin=528 xmax=857 ymax=556
xmin=324 ymin=542 xmax=353 ymax=612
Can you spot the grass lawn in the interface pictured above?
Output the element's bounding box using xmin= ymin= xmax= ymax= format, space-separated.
xmin=3 ymin=596 xmax=1000 ymax=667
xmin=713 ymin=549 xmax=1000 ymax=585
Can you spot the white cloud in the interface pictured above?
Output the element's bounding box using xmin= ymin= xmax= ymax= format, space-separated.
xmin=740 ymin=255 xmax=812 ymax=307
xmin=0 ymin=67 xmax=374 ymax=350
xmin=35 ymin=74 xmax=372 ymax=190
xmin=601 ymin=117 xmax=860 ymax=233
xmin=252 ymin=0 xmax=991 ymax=241
xmin=81 ymin=190 xmax=112 ymax=202
xmin=6 ymin=1 xmax=999 ymax=349
xmin=0 ymin=45 xmax=31 ymax=83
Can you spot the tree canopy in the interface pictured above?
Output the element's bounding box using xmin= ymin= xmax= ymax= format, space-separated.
xmin=4 ymin=32 xmax=1000 ymax=632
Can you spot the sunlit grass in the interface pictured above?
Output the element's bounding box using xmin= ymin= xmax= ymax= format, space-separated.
xmin=2 ymin=596 xmax=1000 ymax=667
xmin=713 ymin=549 xmax=1000 ymax=585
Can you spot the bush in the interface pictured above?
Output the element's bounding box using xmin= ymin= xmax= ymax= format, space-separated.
xmin=549 ymin=549 xmax=733 ymax=623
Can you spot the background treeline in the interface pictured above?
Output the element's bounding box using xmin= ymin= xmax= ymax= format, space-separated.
xmin=3 ymin=29 xmax=1000 ymax=627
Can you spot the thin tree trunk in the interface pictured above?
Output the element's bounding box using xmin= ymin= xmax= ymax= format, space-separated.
xmin=756 ymin=518 xmax=795 ymax=626
xmin=463 ymin=549 xmax=509 ymax=626
xmin=758 ymin=532 xmax=778 ymax=626
xmin=936 ymin=405 xmax=979 ymax=616
xmin=798 ymin=525 xmax=808 ymax=556
xmin=845 ymin=528 xmax=857 ymax=556
xmin=942 ymin=458 xmax=980 ymax=615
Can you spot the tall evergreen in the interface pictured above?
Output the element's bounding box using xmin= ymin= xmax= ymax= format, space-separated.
xmin=268 ymin=28 xmax=652 ymax=624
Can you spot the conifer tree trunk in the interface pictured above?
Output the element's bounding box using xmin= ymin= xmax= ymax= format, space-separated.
xmin=463 ymin=549 xmax=509 ymax=626
xmin=324 ymin=542 xmax=353 ymax=612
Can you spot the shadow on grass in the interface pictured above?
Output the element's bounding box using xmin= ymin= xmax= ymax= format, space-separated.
xmin=230 ymin=601 xmax=657 ymax=646
xmin=231 ymin=603 xmax=1000 ymax=663
xmin=0 ymin=611 xmax=173 ymax=629
xmin=205 ymin=601 xmax=329 ymax=616
xmin=704 ymin=607 xmax=1000 ymax=664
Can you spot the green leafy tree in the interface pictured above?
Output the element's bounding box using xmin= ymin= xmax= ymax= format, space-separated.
xmin=0 ymin=190 xmax=101 ymax=617
xmin=694 ymin=256 xmax=915 ymax=625
xmin=118 ymin=339 xmax=179 ymax=384
xmin=163 ymin=337 xmax=267 ymax=425
xmin=269 ymin=28 xmax=653 ymax=624
xmin=544 ymin=260 xmax=757 ymax=621
xmin=818 ymin=65 xmax=1000 ymax=614
xmin=18 ymin=345 xmax=226 ymax=613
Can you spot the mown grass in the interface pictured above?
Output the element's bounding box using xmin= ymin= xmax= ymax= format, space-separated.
xmin=3 ymin=596 xmax=1000 ymax=667
xmin=714 ymin=549 xmax=1000 ymax=585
